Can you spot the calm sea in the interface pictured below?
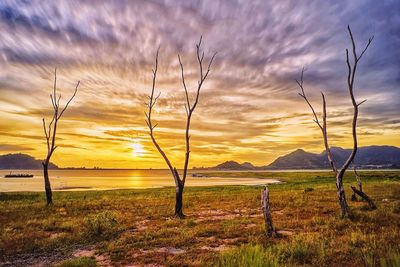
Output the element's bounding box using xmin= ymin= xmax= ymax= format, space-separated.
xmin=0 ymin=169 xmax=281 ymax=192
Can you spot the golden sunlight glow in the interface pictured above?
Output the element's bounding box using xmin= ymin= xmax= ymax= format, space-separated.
xmin=132 ymin=140 xmax=145 ymax=157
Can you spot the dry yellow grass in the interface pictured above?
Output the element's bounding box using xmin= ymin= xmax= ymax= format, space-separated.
xmin=0 ymin=171 xmax=399 ymax=266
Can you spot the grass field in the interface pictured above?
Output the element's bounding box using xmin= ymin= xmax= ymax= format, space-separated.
xmin=0 ymin=171 xmax=399 ymax=266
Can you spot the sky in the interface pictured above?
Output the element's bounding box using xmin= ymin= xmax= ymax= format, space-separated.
xmin=0 ymin=0 xmax=399 ymax=169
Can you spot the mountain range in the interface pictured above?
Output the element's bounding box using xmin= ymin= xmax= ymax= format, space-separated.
xmin=1 ymin=145 xmax=399 ymax=170
xmin=207 ymin=146 xmax=400 ymax=170
xmin=0 ymin=153 xmax=58 ymax=169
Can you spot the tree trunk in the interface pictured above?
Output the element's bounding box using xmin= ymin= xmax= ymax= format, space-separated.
xmin=175 ymin=183 xmax=185 ymax=218
xmin=351 ymin=186 xmax=376 ymax=209
xmin=42 ymin=162 xmax=53 ymax=205
xmin=261 ymin=187 xmax=276 ymax=237
xmin=357 ymin=176 xmax=362 ymax=192
xmin=336 ymin=173 xmax=350 ymax=217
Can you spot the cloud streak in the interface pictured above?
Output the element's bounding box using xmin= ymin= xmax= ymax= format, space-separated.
xmin=0 ymin=0 xmax=399 ymax=168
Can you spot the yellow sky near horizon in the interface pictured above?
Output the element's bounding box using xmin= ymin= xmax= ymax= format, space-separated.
xmin=0 ymin=64 xmax=398 ymax=169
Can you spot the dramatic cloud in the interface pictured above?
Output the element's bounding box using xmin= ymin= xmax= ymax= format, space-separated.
xmin=0 ymin=0 xmax=399 ymax=168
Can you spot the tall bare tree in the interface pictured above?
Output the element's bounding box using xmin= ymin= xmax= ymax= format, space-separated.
xmin=297 ymin=26 xmax=373 ymax=217
xmin=145 ymin=37 xmax=216 ymax=218
xmin=42 ymin=69 xmax=80 ymax=205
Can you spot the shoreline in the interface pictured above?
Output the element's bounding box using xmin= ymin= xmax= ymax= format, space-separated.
xmin=0 ymin=178 xmax=283 ymax=193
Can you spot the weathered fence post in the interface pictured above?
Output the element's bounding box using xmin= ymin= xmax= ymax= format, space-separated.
xmin=261 ymin=186 xmax=277 ymax=237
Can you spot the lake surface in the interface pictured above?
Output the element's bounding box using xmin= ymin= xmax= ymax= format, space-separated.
xmin=0 ymin=169 xmax=281 ymax=192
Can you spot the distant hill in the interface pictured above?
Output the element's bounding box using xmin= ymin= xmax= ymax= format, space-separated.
xmin=266 ymin=146 xmax=400 ymax=169
xmin=208 ymin=146 xmax=400 ymax=170
xmin=0 ymin=153 xmax=58 ymax=169
xmin=212 ymin=160 xmax=256 ymax=170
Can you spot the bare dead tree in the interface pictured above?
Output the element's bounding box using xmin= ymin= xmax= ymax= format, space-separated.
xmin=42 ymin=69 xmax=80 ymax=205
xmin=261 ymin=186 xmax=277 ymax=237
xmin=297 ymin=26 xmax=373 ymax=217
xmin=351 ymin=167 xmax=376 ymax=209
xmin=145 ymin=37 xmax=216 ymax=218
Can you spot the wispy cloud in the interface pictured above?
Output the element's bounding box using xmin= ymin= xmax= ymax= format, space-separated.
xmin=0 ymin=0 xmax=399 ymax=167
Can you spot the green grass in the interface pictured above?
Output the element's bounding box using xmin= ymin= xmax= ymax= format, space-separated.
xmin=219 ymin=244 xmax=278 ymax=267
xmin=0 ymin=171 xmax=399 ymax=266
xmin=57 ymin=256 xmax=97 ymax=267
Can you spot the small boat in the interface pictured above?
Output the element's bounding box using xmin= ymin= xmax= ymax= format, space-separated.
xmin=4 ymin=172 xmax=34 ymax=178
xmin=192 ymin=173 xmax=206 ymax=178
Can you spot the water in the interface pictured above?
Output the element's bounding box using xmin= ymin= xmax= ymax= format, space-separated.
xmin=0 ymin=169 xmax=281 ymax=192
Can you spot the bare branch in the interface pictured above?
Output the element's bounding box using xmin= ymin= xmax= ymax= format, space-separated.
xmin=50 ymin=94 xmax=56 ymax=109
xmin=348 ymin=25 xmax=357 ymax=62
xmin=196 ymin=36 xmax=204 ymax=81
xmin=56 ymin=94 xmax=62 ymax=113
xmin=358 ymin=36 xmax=374 ymax=62
xmin=53 ymin=68 xmax=57 ymax=108
xmin=340 ymin=26 xmax=374 ymax=174
xmin=184 ymin=104 xmax=189 ymax=116
xmin=47 ymin=113 xmax=55 ymax=141
xmin=202 ymin=52 xmax=217 ymax=82
xmin=357 ymin=99 xmax=367 ymax=106
xmin=42 ymin=118 xmax=50 ymax=152
xmin=145 ymin=47 xmax=176 ymax=178
xmin=346 ymin=49 xmax=352 ymax=88
xmin=178 ymin=54 xmax=190 ymax=108
xmin=296 ymin=68 xmax=323 ymax=130
xmin=321 ymin=92 xmax=338 ymax=174
xmin=182 ymin=39 xmax=216 ymax=185
xmin=58 ymin=81 xmax=80 ymax=119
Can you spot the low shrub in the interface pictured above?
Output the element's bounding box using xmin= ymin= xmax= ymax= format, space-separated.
xmin=83 ymin=211 xmax=117 ymax=238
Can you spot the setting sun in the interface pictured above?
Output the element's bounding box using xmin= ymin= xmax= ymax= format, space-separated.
xmin=132 ymin=140 xmax=145 ymax=157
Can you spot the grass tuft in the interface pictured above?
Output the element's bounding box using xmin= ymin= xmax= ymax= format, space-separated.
xmin=218 ymin=244 xmax=278 ymax=267
xmin=57 ymin=256 xmax=97 ymax=267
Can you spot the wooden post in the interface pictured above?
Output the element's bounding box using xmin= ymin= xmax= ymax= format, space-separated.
xmin=261 ymin=186 xmax=276 ymax=237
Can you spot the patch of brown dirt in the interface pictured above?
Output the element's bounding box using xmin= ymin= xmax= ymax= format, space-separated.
xmin=49 ymin=232 xmax=65 ymax=240
xmin=130 ymin=247 xmax=186 ymax=258
xmin=73 ymin=249 xmax=95 ymax=257
xmin=154 ymin=247 xmax=186 ymax=255
xmin=126 ymin=264 xmax=163 ymax=267
xmin=200 ymin=244 xmax=230 ymax=251
xmin=135 ymin=219 xmax=150 ymax=231
xmin=72 ymin=249 xmax=111 ymax=266
xmin=273 ymin=210 xmax=284 ymax=215
xmin=277 ymin=229 xmax=294 ymax=236
xmin=244 ymin=223 xmax=257 ymax=229
xmin=195 ymin=209 xmax=241 ymax=221
xmin=221 ymin=237 xmax=242 ymax=244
